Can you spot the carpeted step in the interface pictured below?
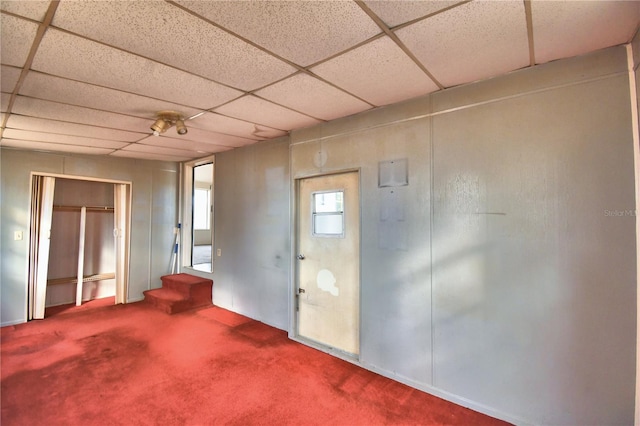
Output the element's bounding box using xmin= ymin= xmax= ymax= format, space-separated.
xmin=143 ymin=273 xmax=213 ymax=314
xmin=161 ymin=273 xmax=212 ymax=305
xmin=143 ymin=288 xmax=194 ymax=314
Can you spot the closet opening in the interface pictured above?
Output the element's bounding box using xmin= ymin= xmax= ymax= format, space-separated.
xmin=27 ymin=174 xmax=131 ymax=320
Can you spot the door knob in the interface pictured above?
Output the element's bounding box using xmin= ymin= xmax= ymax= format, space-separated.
xmin=297 ymin=254 xmax=305 ymax=260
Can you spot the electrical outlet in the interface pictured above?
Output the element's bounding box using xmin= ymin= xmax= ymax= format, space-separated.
xmin=217 ymin=248 xmax=221 ymax=257
xmin=14 ymin=231 xmax=23 ymax=241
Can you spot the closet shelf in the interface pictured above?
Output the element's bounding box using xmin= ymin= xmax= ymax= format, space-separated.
xmin=47 ymin=273 xmax=116 ymax=286
xmin=53 ymin=205 xmax=114 ymax=212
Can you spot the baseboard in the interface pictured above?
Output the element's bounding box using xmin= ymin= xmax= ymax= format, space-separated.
xmin=1 ymin=318 xmax=27 ymax=327
xmin=288 ymin=334 xmax=531 ymax=426
xmin=360 ymin=361 xmax=532 ymax=426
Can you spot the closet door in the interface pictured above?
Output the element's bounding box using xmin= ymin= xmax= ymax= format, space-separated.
xmin=32 ymin=176 xmax=56 ymax=319
xmin=114 ymin=184 xmax=130 ymax=304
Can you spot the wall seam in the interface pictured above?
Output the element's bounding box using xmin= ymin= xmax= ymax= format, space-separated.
xmin=429 ymin=94 xmax=435 ymax=386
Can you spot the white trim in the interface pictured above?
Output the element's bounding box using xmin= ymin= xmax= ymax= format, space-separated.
xmin=182 ymin=155 xmax=215 ymax=272
xmin=626 ymin=42 xmax=640 ymax=426
xmin=29 ymin=171 xmax=131 ymax=185
xmin=76 ymin=206 xmax=87 ymax=306
xmin=27 ymin=172 xmax=133 ymax=313
xmin=33 ymin=176 xmax=55 ymax=319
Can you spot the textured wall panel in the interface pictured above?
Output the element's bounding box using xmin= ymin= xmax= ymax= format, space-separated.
xmin=291 ymin=118 xmax=433 ymax=385
xmin=213 ymin=138 xmax=291 ymax=329
xmin=431 ymin=75 xmax=635 ymax=424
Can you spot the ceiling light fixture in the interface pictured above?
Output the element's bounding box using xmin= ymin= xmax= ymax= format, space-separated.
xmin=175 ymin=119 xmax=187 ymax=135
xmin=150 ymin=110 xmax=188 ymax=136
xmin=150 ymin=118 xmax=170 ymax=135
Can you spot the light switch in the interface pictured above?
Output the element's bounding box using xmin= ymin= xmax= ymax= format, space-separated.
xmin=217 ymin=248 xmax=222 ymax=257
xmin=14 ymin=231 xmax=23 ymax=241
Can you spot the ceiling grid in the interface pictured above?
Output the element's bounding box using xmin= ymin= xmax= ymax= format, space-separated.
xmin=0 ymin=0 xmax=637 ymax=161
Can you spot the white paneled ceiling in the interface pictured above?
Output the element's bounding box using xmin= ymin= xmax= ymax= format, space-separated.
xmin=1 ymin=0 xmax=638 ymax=162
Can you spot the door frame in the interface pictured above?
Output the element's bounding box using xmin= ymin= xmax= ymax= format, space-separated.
xmin=181 ymin=156 xmax=215 ymax=273
xmin=27 ymin=172 xmax=132 ymax=318
xmin=289 ymin=168 xmax=362 ymax=360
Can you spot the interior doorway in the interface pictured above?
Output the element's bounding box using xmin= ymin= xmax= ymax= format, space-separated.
xmin=191 ymin=163 xmax=213 ymax=272
xmin=295 ymin=171 xmax=360 ymax=356
xmin=28 ymin=174 xmax=131 ymax=319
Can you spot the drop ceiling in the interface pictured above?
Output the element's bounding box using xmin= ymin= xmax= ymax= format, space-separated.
xmin=1 ymin=0 xmax=638 ymax=162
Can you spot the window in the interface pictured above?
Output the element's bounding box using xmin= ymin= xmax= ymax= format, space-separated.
xmin=193 ymin=187 xmax=210 ymax=230
xmin=312 ymin=191 xmax=344 ymax=237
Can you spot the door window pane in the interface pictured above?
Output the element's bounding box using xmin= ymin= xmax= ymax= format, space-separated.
xmin=313 ymin=191 xmax=344 ymax=237
xmin=314 ymin=191 xmax=343 ymax=213
xmin=314 ymin=213 xmax=343 ymax=235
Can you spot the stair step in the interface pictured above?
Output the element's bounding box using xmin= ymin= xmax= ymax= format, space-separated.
xmin=143 ymin=288 xmax=193 ymax=315
xmin=143 ymin=273 xmax=213 ymax=315
xmin=161 ymin=273 xmax=211 ymax=298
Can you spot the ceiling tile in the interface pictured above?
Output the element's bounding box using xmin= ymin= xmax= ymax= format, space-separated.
xmin=532 ymin=0 xmax=640 ymax=65
xmin=312 ymin=36 xmax=438 ymax=107
xmin=214 ymin=95 xmax=321 ymax=131
xmin=176 ymin=0 xmax=381 ymax=66
xmin=0 ymin=0 xmax=50 ymax=21
xmin=119 ymin=142 xmax=211 ymax=158
xmin=363 ymin=0 xmax=461 ymax=28
xmin=256 ymin=73 xmax=371 ymax=121
xmin=31 ymin=28 xmax=242 ymax=109
xmin=1 ymin=93 xmax=11 ymax=112
xmin=2 ymin=128 xmax=129 ymax=149
xmin=12 ymin=96 xmax=152 ymax=133
xmin=6 ymin=115 xmax=144 ymax=142
xmin=1 ymin=14 xmax=39 ymax=67
xmin=396 ymin=0 xmax=530 ymax=88
xmin=0 ymin=138 xmax=116 ymax=155
xmin=1 ymin=65 xmax=22 ymax=93
xmin=188 ymin=112 xmax=287 ymax=141
xmin=52 ymin=0 xmax=296 ymax=91
xmin=110 ymin=149 xmax=194 ymax=162
xmin=138 ymin=135 xmax=228 ymax=154
xmin=19 ymin=71 xmax=201 ymax=119
xmin=172 ymin=126 xmax=257 ymax=148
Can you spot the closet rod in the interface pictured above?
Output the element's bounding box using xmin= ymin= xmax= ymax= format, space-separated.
xmin=53 ymin=205 xmax=114 ymax=212
xmin=47 ymin=272 xmax=116 ymax=286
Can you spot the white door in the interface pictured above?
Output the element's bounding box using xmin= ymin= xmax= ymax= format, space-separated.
xmin=33 ymin=176 xmax=56 ymax=319
xmin=114 ymin=183 xmax=130 ymax=304
xmin=296 ymin=172 xmax=360 ymax=355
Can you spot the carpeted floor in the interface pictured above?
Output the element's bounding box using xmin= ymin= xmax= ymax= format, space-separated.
xmin=1 ymin=302 xmax=510 ymax=425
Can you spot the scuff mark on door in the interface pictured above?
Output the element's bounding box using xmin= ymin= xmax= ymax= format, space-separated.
xmin=317 ymin=269 xmax=339 ymax=296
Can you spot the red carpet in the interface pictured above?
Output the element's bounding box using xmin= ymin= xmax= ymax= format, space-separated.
xmin=1 ymin=302 xmax=510 ymax=425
